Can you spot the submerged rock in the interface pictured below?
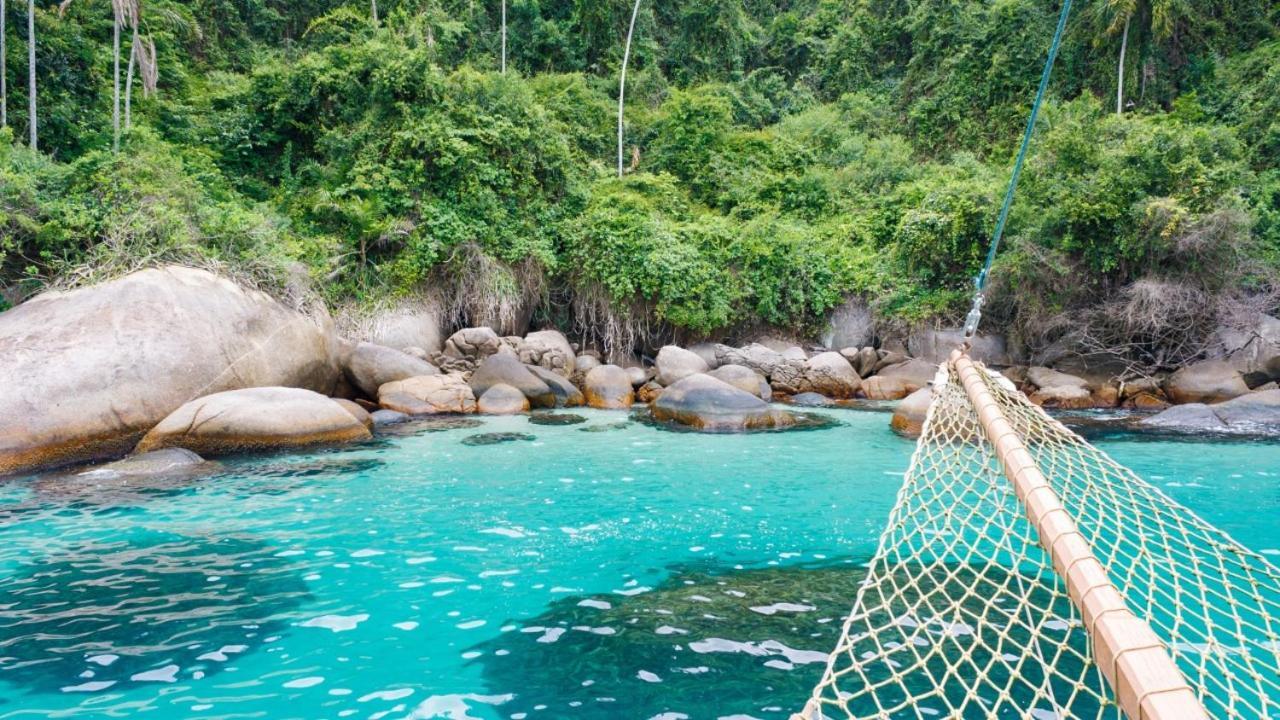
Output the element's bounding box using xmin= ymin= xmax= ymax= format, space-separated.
xmin=370 ymin=409 xmax=411 ymax=427
xmin=651 ymin=374 xmax=795 ymax=431
xmin=77 ymin=447 xmax=207 ymax=480
xmin=379 ymin=373 xmax=477 ymax=415
xmin=0 ymin=265 xmax=345 ymax=476
xmin=528 ymin=412 xmax=587 ymax=426
xmin=461 ymin=432 xmax=537 ymax=446
xmin=790 ymin=392 xmax=835 ymax=407
xmin=135 ymin=387 xmax=372 ymax=456
xmin=344 ymin=341 xmax=439 ymax=398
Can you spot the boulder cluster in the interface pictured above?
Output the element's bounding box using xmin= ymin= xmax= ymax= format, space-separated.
xmin=2 ymin=266 xmax=1277 ymax=477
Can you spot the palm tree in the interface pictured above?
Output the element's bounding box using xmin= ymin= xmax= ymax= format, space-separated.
xmin=499 ymin=0 xmax=506 ymax=73
xmin=110 ymin=0 xmax=137 ymax=152
xmin=25 ymin=0 xmax=34 ymax=149
xmin=616 ymin=0 xmax=641 ymax=177
xmin=124 ymin=27 xmax=154 ymax=130
xmin=370 ymin=0 xmax=377 ymax=25
xmin=1098 ymin=0 xmax=1190 ymax=114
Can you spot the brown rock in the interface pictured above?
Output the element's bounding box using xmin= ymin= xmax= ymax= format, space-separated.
xmin=877 ymin=358 xmax=937 ymax=393
xmin=379 ymin=374 xmax=477 ymax=415
xmin=890 ymin=388 xmax=933 ymax=438
xmin=443 ymin=327 xmax=504 ymax=360
xmin=333 ymin=398 xmax=374 ymax=430
xmin=636 ymin=380 xmax=664 ymax=404
xmin=651 ymin=374 xmax=795 ymax=432
xmin=708 ymin=364 xmax=770 ymax=399
xmin=584 ymin=365 xmax=635 ymax=409
xmin=345 ymin=341 xmax=440 ymax=398
xmin=799 ymin=351 xmax=861 ymax=399
xmin=469 ymin=351 xmax=556 ymax=408
xmin=1165 ymin=360 xmax=1250 ymax=404
xmin=135 ymin=387 xmax=371 ymax=456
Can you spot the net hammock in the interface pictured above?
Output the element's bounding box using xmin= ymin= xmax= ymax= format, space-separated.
xmin=795 ymin=354 xmax=1280 ymax=720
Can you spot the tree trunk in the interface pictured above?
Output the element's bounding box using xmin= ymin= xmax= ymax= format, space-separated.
xmin=125 ymin=28 xmax=136 ymax=131
xmin=112 ymin=12 xmax=120 ymax=152
xmin=26 ymin=0 xmax=34 ymax=149
xmin=370 ymin=0 xmax=377 ymax=25
xmin=500 ymin=0 xmax=506 ymax=74
xmin=617 ymin=0 xmax=641 ymax=177
xmin=1116 ymin=13 xmax=1130 ymax=115
xmin=2 ymin=0 xmax=8 ymax=129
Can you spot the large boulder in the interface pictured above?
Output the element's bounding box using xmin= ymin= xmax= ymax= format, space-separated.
xmin=799 ymin=352 xmax=861 ymax=399
xmin=876 ymin=358 xmax=937 ymax=393
xmin=1208 ymin=313 xmax=1280 ymax=384
xmin=890 ymin=387 xmax=933 ymax=438
xmin=861 ymin=375 xmax=910 ymax=401
xmin=443 ymin=327 xmax=505 ymax=361
xmin=77 ymin=448 xmax=207 ymax=480
xmin=709 ymin=364 xmax=771 ymax=399
xmin=135 ymin=387 xmax=371 ymax=456
xmin=651 ymin=374 xmax=794 ymax=432
xmin=687 ymin=343 xmax=721 ymax=370
xmin=1025 ymin=366 xmax=1094 ymax=409
xmin=584 ymin=365 xmax=635 ymax=409
xmin=714 ymin=343 xmax=785 ymax=377
xmin=339 ymin=300 xmax=443 ymax=354
xmin=378 ymin=374 xmax=477 ymax=415
xmin=768 ymin=360 xmax=807 ymax=395
xmin=823 ymin=297 xmax=874 ymax=350
xmin=1165 ymin=360 xmax=1251 ymax=404
xmin=841 ymin=346 xmax=879 ymax=378
xmin=469 ymin=351 xmax=556 ymax=408
xmin=527 ymin=365 xmax=585 ymax=407
xmin=0 ymin=266 xmax=344 ymax=476
xmin=517 ymin=330 xmax=576 ymax=376
xmin=345 ymin=341 xmax=440 ymax=398
xmin=655 ymin=345 xmax=710 ymax=386
xmin=1141 ymin=390 xmax=1280 ymax=433
xmin=908 ymin=328 xmax=1012 ymax=365
xmin=477 ymin=384 xmax=531 ymax=415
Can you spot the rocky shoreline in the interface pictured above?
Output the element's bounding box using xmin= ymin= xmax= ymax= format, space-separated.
xmin=1 ymin=265 xmax=1278 ymax=478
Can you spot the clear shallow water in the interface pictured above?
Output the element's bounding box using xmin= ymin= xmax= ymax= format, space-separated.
xmin=0 ymin=408 xmax=1276 ymax=719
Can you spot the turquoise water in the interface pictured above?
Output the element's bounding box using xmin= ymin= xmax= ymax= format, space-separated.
xmin=0 ymin=408 xmax=1276 ymax=719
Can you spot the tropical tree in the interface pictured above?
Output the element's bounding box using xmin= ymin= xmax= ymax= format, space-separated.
xmin=1097 ymin=0 xmax=1194 ymax=114
xmin=616 ymin=0 xmax=640 ymax=176
xmin=123 ymin=19 xmax=155 ymax=130
xmin=25 ymin=0 xmax=33 ymax=149
xmin=2 ymin=0 xmax=7 ymax=128
xmin=500 ymin=0 xmax=506 ymax=73
xmin=111 ymin=0 xmax=139 ymax=151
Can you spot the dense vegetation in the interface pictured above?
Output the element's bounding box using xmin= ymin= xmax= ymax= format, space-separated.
xmin=1 ymin=0 xmax=1277 ymax=364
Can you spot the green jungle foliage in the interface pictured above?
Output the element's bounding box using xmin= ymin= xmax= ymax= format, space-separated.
xmin=0 ymin=0 xmax=1277 ymax=351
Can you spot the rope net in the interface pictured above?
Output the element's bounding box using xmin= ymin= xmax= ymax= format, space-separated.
xmin=796 ymin=360 xmax=1280 ymax=719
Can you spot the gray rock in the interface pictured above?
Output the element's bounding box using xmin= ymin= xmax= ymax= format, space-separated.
xmin=656 ymin=345 xmax=710 ymax=386
xmin=584 ymin=365 xmax=635 ymax=409
xmin=443 ymin=327 xmax=504 ymax=360
xmin=1026 ymin=366 xmax=1089 ymax=390
xmin=1165 ymin=360 xmax=1250 ymax=404
xmin=850 ymin=347 xmax=879 ymax=378
xmin=135 ymin=387 xmax=372 ymax=456
xmin=379 ymin=374 xmax=477 ymax=415
xmin=626 ymin=366 xmax=649 ymax=388
xmin=688 ymin=343 xmax=721 ymax=370
xmin=575 ymin=355 xmax=602 ymax=373
xmin=469 ymin=351 xmax=556 ymax=408
xmin=518 ymin=330 xmax=576 ymax=376
xmin=371 ymin=409 xmax=411 ymax=426
xmin=790 ymin=392 xmax=834 ymax=407
xmin=651 ymin=374 xmax=795 ymax=432
xmin=781 ymin=346 xmax=809 ymax=362
xmin=346 ymin=341 xmax=440 ymax=398
xmin=477 ymin=383 xmax=531 ymax=414
xmin=78 ymin=448 xmax=206 ymax=479
xmin=528 ymin=365 xmax=585 ymax=408
xmin=0 ymin=265 xmax=345 ymax=476
xmin=341 ymin=301 xmax=442 ymax=354
xmin=824 ymin=297 xmax=874 ymax=350
xmin=715 ymin=343 xmax=785 ymax=377
xmin=908 ymin=328 xmax=1012 ymax=365
xmin=861 ymin=375 xmax=910 ymax=401
xmin=768 ymin=360 xmax=807 ymax=395
xmin=333 ymin=398 xmax=374 ymax=430
xmin=1209 ymin=313 xmax=1280 ymax=380
xmin=1141 ymin=390 xmax=1280 ymax=433
xmin=800 ymin=351 xmax=861 ymax=399
xmin=873 ymin=350 xmax=909 ymax=374
xmin=709 ymin=364 xmax=771 ymax=400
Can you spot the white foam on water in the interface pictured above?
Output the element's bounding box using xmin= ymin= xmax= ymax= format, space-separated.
xmin=130 ymin=664 xmax=179 ymax=683
xmin=404 ymin=692 xmax=514 ymax=719
xmin=655 ymin=625 xmax=688 ymax=635
xmin=480 ymin=527 xmax=527 ymax=538
xmin=456 ymin=619 xmax=486 ymax=630
xmin=636 ymin=670 xmax=662 ymax=683
xmin=351 ymin=549 xmax=384 ymax=558
xmin=300 ymin=614 xmax=369 ymax=632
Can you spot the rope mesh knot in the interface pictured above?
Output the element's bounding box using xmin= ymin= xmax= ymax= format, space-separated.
xmin=795 ymin=358 xmax=1280 ymax=719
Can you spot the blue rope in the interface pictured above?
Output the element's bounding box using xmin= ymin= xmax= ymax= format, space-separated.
xmin=964 ymin=0 xmax=1074 ymax=338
